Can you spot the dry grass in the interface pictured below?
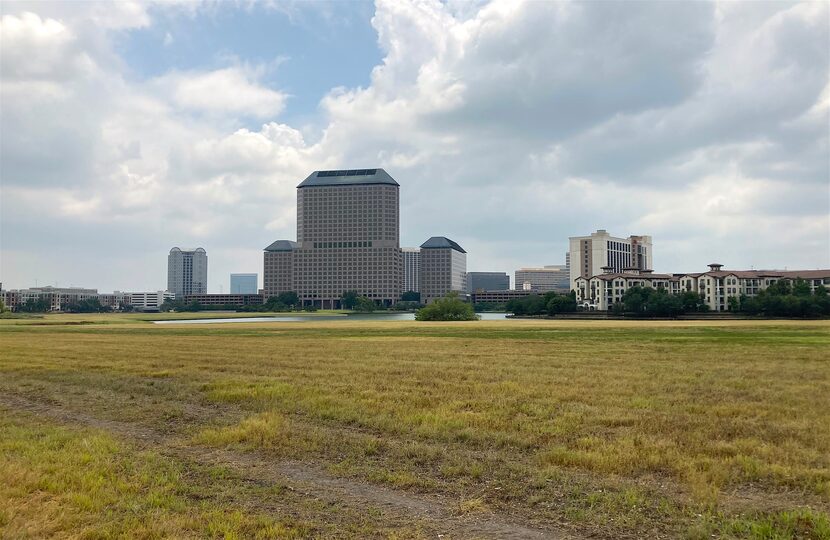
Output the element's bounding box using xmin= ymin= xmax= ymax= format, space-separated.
xmin=1 ymin=315 xmax=828 ymax=538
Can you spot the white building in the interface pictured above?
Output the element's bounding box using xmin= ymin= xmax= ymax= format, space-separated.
xmin=168 ymin=247 xmax=207 ymax=297
xmin=402 ymin=247 xmax=421 ymax=293
xmin=569 ymin=230 xmax=652 ymax=289
xmin=575 ymin=264 xmax=830 ymax=312
xmin=127 ymin=291 xmax=175 ymax=311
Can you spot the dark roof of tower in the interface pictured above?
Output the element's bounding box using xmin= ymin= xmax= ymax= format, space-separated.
xmin=420 ymin=236 xmax=466 ymax=253
xmin=297 ymin=168 xmax=398 ymax=188
xmin=264 ymin=240 xmax=298 ymax=252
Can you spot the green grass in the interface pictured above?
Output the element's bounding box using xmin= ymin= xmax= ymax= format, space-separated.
xmin=1 ymin=316 xmax=828 ymax=538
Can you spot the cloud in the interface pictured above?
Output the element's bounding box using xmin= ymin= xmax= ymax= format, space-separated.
xmin=155 ymin=66 xmax=288 ymax=119
xmin=1 ymin=0 xmax=828 ymax=293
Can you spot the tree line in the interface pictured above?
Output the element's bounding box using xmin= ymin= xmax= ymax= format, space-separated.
xmin=504 ymin=291 xmax=578 ymax=316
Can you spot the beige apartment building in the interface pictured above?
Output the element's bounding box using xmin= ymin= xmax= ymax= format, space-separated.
xmin=419 ymin=236 xmax=467 ymax=304
xmin=575 ymin=264 xmax=830 ymax=311
xmin=569 ymin=229 xmax=652 ymax=290
xmin=263 ymin=169 xmax=402 ymax=308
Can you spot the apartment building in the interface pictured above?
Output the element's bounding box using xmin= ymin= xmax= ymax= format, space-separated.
xmin=402 ymin=247 xmax=421 ymax=293
xmin=168 ymin=247 xmax=207 ymax=297
xmin=419 ymin=236 xmax=467 ymax=304
xmin=575 ymin=264 xmax=830 ymax=311
xmin=263 ymin=169 xmax=402 ymax=308
xmin=568 ymin=230 xmax=652 ymax=289
xmin=1 ymin=286 xmax=129 ymax=312
xmin=514 ymin=266 xmax=569 ymax=292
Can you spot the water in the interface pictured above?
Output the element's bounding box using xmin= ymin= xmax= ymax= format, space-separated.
xmin=153 ymin=312 xmax=509 ymax=324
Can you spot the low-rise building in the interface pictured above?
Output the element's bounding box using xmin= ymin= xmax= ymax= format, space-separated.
xmin=471 ymin=289 xmax=533 ymax=304
xmin=127 ymin=291 xmax=175 ymax=311
xmin=575 ymin=264 xmax=830 ymax=311
xmin=182 ymin=294 xmax=265 ymax=307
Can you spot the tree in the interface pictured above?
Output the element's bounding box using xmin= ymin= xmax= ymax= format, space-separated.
xmin=341 ymin=290 xmax=359 ymax=309
xmin=415 ymin=292 xmax=478 ymax=321
xmin=547 ymin=291 xmax=577 ymax=315
xmin=401 ymin=291 xmax=420 ymax=302
xmin=354 ymin=296 xmax=376 ymax=312
xmin=19 ymin=298 xmax=51 ymax=313
xmin=276 ymin=291 xmax=299 ymax=307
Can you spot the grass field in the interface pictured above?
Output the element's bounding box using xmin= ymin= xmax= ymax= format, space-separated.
xmin=1 ymin=315 xmax=828 ymax=539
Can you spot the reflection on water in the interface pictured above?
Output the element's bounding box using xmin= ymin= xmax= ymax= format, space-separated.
xmin=153 ymin=312 xmax=509 ymax=324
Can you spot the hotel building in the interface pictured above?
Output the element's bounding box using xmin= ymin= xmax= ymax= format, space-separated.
xmin=167 ymin=247 xmax=207 ymax=297
xmin=568 ymin=230 xmax=652 ymax=289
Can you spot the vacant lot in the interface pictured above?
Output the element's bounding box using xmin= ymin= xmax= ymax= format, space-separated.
xmin=1 ymin=316 xmax=828 ymax=539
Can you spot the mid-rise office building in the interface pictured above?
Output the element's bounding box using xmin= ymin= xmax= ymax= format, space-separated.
xmin=230 ymin=273 xmax=258 ymax=294
xmin=515 ymin=266 xmax=569 ymax=292
xmin=419 ymin=236 xmax=467 ymax=304
xmin=467 ymin=272 xmax=509 ymax=293
xmin=127 ymin=291 xmax=175 ymax=311
xmin=263 ymin=169 xmax=402 ymax=308
xmin=168 ymin=247 xmax=207 ymax=297
xmin=402 ymin=248 xmax=421 ymax=293
xmin=568 ymin=230 xmax=652 ymax=289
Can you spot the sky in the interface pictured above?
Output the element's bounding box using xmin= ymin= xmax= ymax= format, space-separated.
xmin=1 ymin=0 xmax=828 ymax=293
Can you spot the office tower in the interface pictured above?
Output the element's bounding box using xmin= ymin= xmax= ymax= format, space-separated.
xmin=167 ymin=247 xmax=207 ymax=297
xmin=568 ymin=229 xmax=652 ymax=288
xmin=263 ymin=240 xmax=297 ymax=298
xmin=419 ymin=236 xmax=466 ymax=304
xmin=514 ymin=265 xmax=570 ymax=292
xmin=466 ymin=271 xmax=509 ymax=293
xmin=264 ymin=169 xmax=402 ymax=308
xmin=402 ymin=248 xmax=421 ymax=293
xmin=230 ymin=273 xmax=258 ymax=294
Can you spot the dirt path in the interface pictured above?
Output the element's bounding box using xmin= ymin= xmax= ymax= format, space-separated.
xmin=0 ymin=392 xmax=580 ymax=540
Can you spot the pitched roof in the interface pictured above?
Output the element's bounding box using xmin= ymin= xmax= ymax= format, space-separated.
xmin=420 ymin=236 xmax=466 ymax=253
xmin=264 ymin=240 xmax=298 ymax=252
xmin=297 ymin=168 xmax=398 ymax=188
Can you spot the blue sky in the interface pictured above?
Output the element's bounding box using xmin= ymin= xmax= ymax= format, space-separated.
xmin=1 ymin=1 xmax=828 ymax=292
xmin=115 ymin=2 xmax=381 ymax=128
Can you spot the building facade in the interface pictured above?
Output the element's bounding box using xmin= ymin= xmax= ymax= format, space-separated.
xmin=263 ymin=169 xmax=402 ymax=308
xmin=182 ymin=294 xmax=265 ymax=307
xmin=568 ymin=230 xmax=652 ymax=289
xmin=127 ymin=291 xmax=175 ymax=311
xmin=514 ymin=266 xmax=569 ymax=292
xmin=263 ymin=240 xmax=297 ymax=298
xmin=467 ymin=272 xmax=509 ymax=293
xmin=230 ymin=273 xmax=258 ymax=294
xmin=168 ymin=247 xmax=207 ymax=297
xmin=419 ymin=236 xmax=467 ymax=304
xmin=402 ymin=248 xmax=421 ymax=293
xmin=1 ymin=286 xmax=130 ymax=312
xmin=471 ymin=289 xmax=533 ymax=304
xmin=574 ymin=264 xmax=830 ymax=312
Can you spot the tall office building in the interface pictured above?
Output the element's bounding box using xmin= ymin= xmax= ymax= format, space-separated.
xmin=230 ymin=273 xmax=258 ymax=294
xmin=167 ymin=247 xmax=207 ymax=297
xmin=263 ymin=169 xmax=402 ymax=307
xmin=419 ymin=236 xmax=467 ymax=304
xmin=402 ymin=248 xmax=421 ymax=293
xmin=467 ymin=272 xmax=509 ymax=293
xmin=263 ymin=240 xmax=297 ymax=297
xmin=568 ymin=230 xmax=652 ymax=288
xmin=515 ymin=265 xmax=570 ymax=292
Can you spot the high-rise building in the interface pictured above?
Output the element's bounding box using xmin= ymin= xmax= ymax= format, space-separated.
xmin=402 ymin=248 xmax=421 ymax=293
xmin=515 ymin=265 xmax=570 ymax=292
xmin=467 ymin=272 xmax=509 ymax=293
xmin=263 ymin=240 xmax=297 ymax=298
xmin=263 ymin=169 xmax=402 ymax=308
xmin=419 ymin=236 xmax=467 ymax=304
xmin=230 ymin=273 xmax=258 ymax=294
xmin=568 ymin=230 xmax=652 ymax=289
xmin=167 ymin=247 xmax=207 ymax=297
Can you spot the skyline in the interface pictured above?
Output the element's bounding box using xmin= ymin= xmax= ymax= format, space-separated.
xmin=2 ymin=1 xmax=829 ymax=293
